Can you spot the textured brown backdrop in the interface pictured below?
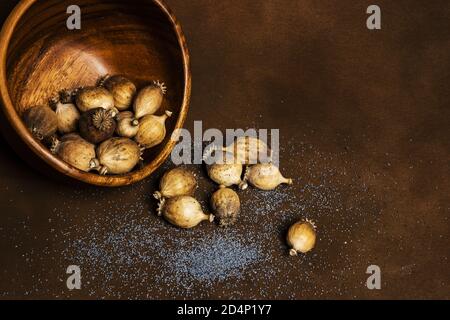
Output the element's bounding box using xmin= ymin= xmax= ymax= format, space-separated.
xmin=0 ymin=0 xmax=449 ymax=299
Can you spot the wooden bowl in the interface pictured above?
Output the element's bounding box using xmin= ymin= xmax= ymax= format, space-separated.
xmin=0 ymin=0 xmax=190 ymax=187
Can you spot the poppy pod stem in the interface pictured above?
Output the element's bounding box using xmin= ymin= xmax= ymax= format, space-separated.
xmin=163 ymin=110 xmax=173 ymax=118
xmin=89 ymin=158 xmax=100 ymax=169
xmin=32 ymin=129 xmax=43 ymax=140
xmin=156 ymin=197 xmax=166 ymax=216
xmin=88 ymin=158 xmax=103 ymax=173
xmin=99 ymin=166 xmax=108 ymax=175
xmin=238 ymin=182 xmax=248 ymax=190
xmin=97 ymin=74 xmax=111 ymax=87
xmin=48 ymin=96 xmax=59 ymax=110
xmin=50 ymin=137 xmax=61 ymax=154
xmin=239 ymin=166 xmax=250 ymax=190
xmin=153 ymin=191 xmax=163 ymax=201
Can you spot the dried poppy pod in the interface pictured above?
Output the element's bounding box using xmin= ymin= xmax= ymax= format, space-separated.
xmin=51 ymin=134 xmax=96 ymax=172
xmin=205 ymin=151 xmax=244 ymax=187
xmin=115 ymin=111 xmax=139 ymax=138
xmin=93 ymin=137 xmax=142 ymax=175
xmin=153 ymin=167 xmax=197 ymax=215
xmin=23 ymin=105 xmax=58 ymax=140
xmin=100 ymin=75 xmax=137 ymax=111
xmin=49 ymin=96 xmax=80 ymax=134
xmin=240 ymin=163 xmax=293 ymax=190
xmin=229 ymin=136 xmax=272 ymax=164
xmin=76 ymin=86 xmax=115 ymax=113
xmin=287 ymin=220 xmax=317 ymax=255
xmin=133 ymin=80 xmax=167 ymax=118
xmin=134 ymin=110 xmax=172 ymax=149
xmin=79 ymin=108 xmax=116 ymax=144
xmin=210 ymin=186 xmax=240 ymax=227
xmin=204 ymin=136 xmax=272 ymax=165
xmin=158 ymin=196 xmax=214 ymax=229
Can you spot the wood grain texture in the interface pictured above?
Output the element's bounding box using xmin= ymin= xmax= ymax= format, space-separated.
xmin=0 ymin=0 xmax=191 ymax=186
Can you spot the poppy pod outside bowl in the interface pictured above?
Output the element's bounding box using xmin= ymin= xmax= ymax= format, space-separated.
xmin=0 ymin=0 xmax=191 ymax=187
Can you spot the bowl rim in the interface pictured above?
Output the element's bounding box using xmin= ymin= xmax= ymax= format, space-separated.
xmin=0 ymin=0 xmax=191 ymax=187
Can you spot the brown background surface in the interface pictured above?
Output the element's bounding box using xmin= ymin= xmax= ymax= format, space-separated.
xmin=0 ymin=0 xmax=449 ymax=299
